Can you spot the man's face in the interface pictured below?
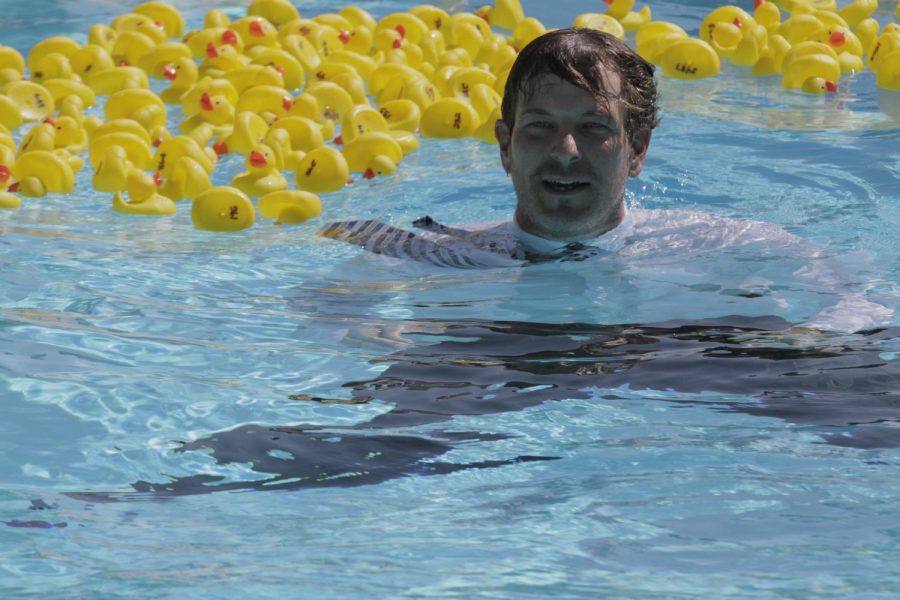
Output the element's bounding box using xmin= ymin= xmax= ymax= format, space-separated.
xmin=495 ymin=68 xmax=650 ymax=241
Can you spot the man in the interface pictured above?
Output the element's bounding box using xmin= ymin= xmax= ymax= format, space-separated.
xmin=321 ymin=28 xmax=891 ymax=331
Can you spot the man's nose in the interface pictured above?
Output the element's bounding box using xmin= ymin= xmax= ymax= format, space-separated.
xmin=550 ymin=132 xmax=580 ymax=164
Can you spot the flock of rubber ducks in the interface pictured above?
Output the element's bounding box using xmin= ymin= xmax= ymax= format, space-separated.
xmin=0 ymin=0 xmax=899 ymax=229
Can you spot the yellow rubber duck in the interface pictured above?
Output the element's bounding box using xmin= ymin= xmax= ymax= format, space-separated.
xmin=111 ymin=13 xmax=167 ymax=45
xmin=51 ymin=116 xmax=88 ymax=153
xmin=263 ymin=128 xmax=306 ymax=172
xmin=191 ymin=186 xmax=256 ymax=231
xmin=111 ymin=31 xmax=157 ymax=68
xmin=235 ymin=84 xmax=295 ymax=119
xmin=249 ymin=48 xmax=304 ymax=91
xmin=0 ymin=45 xmax=25 ymax=78
xmin=231 ymin=144 xmax=287 ymax=197
xmin=266 ymin=116 xmax=324 ymax=152
xmin=660 ymin=38 xmax=721 ymax=79
xmin=837 ymin=0 xmax=877 ymax=29
xmin=0 ymin=96 xmax=24 ymax=133
xmin=200 ymin=43 xmax=249 ymax=78
xmin=42 ymin=78 xmax=96 ymax=112
xmin=800 ymin=76 xmax=838 ymax=94
xmin=875 ymin=48 xmax=900 ymax=91
xmin=0 ymin=190 xmax=21 ymax=209
xmin=341 ymin=131 xmax=403 ymax=179
xmin=113 ymin=169 xmax=177 ymax=215
xmin=258 ymin=190 xmax=321 ymax=224
xmin=133 ymin=1 xmax=186 ymax=38
xmin=475 ymin=0 xmax=525 ymax=30
xmin=782 ymin=41 xmax=841 ymax=89
xmin=221 ymin=64 xmax=284 ymax=94
xmin=11 ymin=150 xmax=75 ymax=197
xmin=231 ymin=16 xmax=280 ymax=49
xmin=158 ymin=156 xmax=212 ymax=201
xmin=105 ymin=88 xmax=166 ymax=132
xmin=17 ymin=122 xmax=56 ymax=155
xmin=86 ymin=65 xmax=149 ymax=94
xmin=572 ymin=13 xmax=626 ymax=39
xmin=93 ymin=146 xmax=135 ymax=192
xmin=26 ymin=36 xmax=80 ymax=76
xmin=294 ymin=146 xmax=349 ymax=193
xmin=215 ymin=111 xmax=270 ymax=156
xmin=159 ymin=57 xmax=198 ymax=104
xmin=420 ymin=98 xmax=480 ymax=138
xmin=247 ymin=0 xmax=301 ymax=27
xmin=180 ymin=92 xmax=235 ymax=136
xmin=180 ymin=77 xmax=239 ymax=117
xmin=29 ymin=52 xmax=74 ymax=84
xmin=376 ymin=99 xmax=421 ymax=132
xmin=3 ymin=80 xmax=55 ymax=122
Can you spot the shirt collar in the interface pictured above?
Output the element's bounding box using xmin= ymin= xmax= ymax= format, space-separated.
xmin=511 ymin=205 xmax=635 ymax=255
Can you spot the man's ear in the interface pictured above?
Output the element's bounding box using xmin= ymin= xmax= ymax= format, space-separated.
xmin=494 ymin=119 xmax=512 ymax=174
xmin=628 ymin=129 xmax=652 ymax=177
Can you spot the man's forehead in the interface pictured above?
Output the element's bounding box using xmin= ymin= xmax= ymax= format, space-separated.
xmin=518 ymin=70 xmax=623 ymax=114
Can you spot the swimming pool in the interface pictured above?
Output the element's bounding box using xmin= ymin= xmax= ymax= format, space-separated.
xmin=2 ymin=0 xmax=900 ymax=596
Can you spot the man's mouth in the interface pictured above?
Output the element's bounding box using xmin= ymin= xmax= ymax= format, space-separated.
xmin=542 ymin=178 xmax=590 ymax=193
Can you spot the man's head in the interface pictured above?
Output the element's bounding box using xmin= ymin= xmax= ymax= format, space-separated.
xmin=495 ymin=28 xmax=660 ymax=241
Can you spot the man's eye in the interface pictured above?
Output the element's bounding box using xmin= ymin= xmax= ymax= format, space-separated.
xmin=526 ymin=121 xmax=553 ymax=128
xmin=583 ymin=122 xmax=609 ymax=130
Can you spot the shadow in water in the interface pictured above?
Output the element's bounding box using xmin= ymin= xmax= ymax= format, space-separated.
xmin=68 ymin=316 xmax=900 ymax=501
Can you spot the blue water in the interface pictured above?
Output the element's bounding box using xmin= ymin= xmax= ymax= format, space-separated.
xmin=2 ymin=0 xmax=900 ymax=597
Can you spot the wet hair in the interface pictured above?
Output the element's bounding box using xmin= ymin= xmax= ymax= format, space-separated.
xmin=501 ymin=28 xmax=660 ymax=139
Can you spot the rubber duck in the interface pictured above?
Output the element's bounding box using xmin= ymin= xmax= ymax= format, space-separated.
xmin=231 ymin=16 xmax=280 ymax=49
xmin=93 ymin=146 xmax=134 ymax=191
xmin=510 ymin=17 xmax=546 ymax=51
xmin=280 ymin=34 xmax=322 ymax=73
xmin=159 ymin=155 xmax=212 ymax=201
xmin=753 ymin=0 xmax=781 ymax=33
xmin=0 ymin=190 xmax=21 ymax=209
xmin=159 ymin=57 xmax=198 ymax=104
xmin=137 ymin=42 xmax=192 ymax=79
xmin=231 ymin=144 xmax=287 ymax=197
xmin=856 ymin=18 xmax=880 ymax=57
xmin=51 ymin=116 xmax=88 ymax=153
xmin=376 ymin=99 xmax=421 ymax=132
xmin=409 ymin=5 xmax=450 ymax=32
xmin=68 ymin=41 xmax=115 ymax=77
xmin=235 ymin=84 xmax=295 ymax=118
xmin=475 ymin=0 xmax=525 ymax=30
xmin=89 ymin=131 xmax=155 ymax=171
xmin=41 ymin=79 xmax=95 ymax=113
xmin=800 ymin=76 xmax=838 ymax=94
xmin=113 ymin=169 xmax=177 ymax=216
xmin=341 ymin=131 xmax=403 ymax=179
xmin=869 ymin=32 xmax=900 ymax=72
xmin=781 ymin=41 xmax=840 ymax=88
xmin=258 ymin=190 xmax=322 ymax=224
xmin=221 ymin=64 xmax=284 ymax=94
xmin=191 ymin=186 xmax=256 ymax=232
xmin=17 ymin=122 xmax=56 ymax=155
xmin=340 ymin=105 xmax=388 ymax=145
xmin=111 ymin=13 xmax=167 ymax=45
xmin=11 ymin=150 xmax=75 ymax=197
xmin=105 ymin=88 xmax=166 ymax=132
xmin=29 ymin=52 xmax=74 ymax=84
xmin=215 ymin=111 xmax=270 ymax=156
xmin=180 ymin=92 xmax=235 ymax=136
xmin=133 ymin=1 xmax=186 ymax=38
xmin=660 ymin=38 xmax=721 ymax=79
xmin=837 ymin=0 xmax=877 ymax=29
xmin=180 ymin=77 xmax=239 ymax=117
xmin=185 ymin=28 xmax=245 ymax=59
xmin=388 ymin=129 xmax=419 ymax=155
xmin=264 ymin=128 xmax=306 ymax=172
xmin=875 ymin=48 xmax=900 ymax=91
xmin=572 ymin=13 xmax=626 ymax=39
xmin=249 ymin=48 xmax=304 ymax=91
xmin=3 ymin=81 xmax=55 ymax=122
xmin=294 ymin=146 xmax=349 ymax=193
xmin=247 ymin=0 xmax=301 ymax=27
xmin=86 ymin=65 xmax=149 ymax=94
xmin=200 ymin=42 xmax=250 ymax=78
xmin=619 ymin=6 xmax=653 ymax=32
xmin=635 ymin=21 xmax=688 ymax=64
xmin=153 ymin=134 xmax=216 ymax=187
xmin=420 ymin=98 xmax=480 ymax=138
xmin=751 ymin=34 xmax=791 ymax=75
xmin=267 ymin=116 xmax=324 ymax=152
xmin=0 ymin=45 xmax=25 ymax=78
xmin=111 ymin=30 xmax=157 ymax=68
xmin=26 ymin=37 xmax=81 ymax=75
xmin=87 ymin=23 xmax=118 ymax=53
xmin=86 ymin=117 xmax=152 ymax=147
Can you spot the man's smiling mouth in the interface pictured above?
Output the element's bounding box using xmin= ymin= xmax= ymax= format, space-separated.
xmin=543 ymin=179 xmax=590 ymax=193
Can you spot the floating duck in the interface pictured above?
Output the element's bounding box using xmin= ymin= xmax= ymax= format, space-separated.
xmin=0 ymin=190 xmax=20 ymax=210
xmin=113 ymin=169 xmax=177 ymax=216
xmin=249 ymin=48 xmax=304 ymax=91
xmin=215 ymin=111 xmax=270 ymax=156
xmin=341 ymin=131 xmax=404 ymax=179
xmin=162 ymin=155 xmax=212 ymax=201
xmin=93 ymin=146 xmax=134 ymax=191
xmin=29 ymin=52 xmax=74 ymax=84
xmin=133 ymin=1 xmax=186 ymax=38
xmin=259 ymin=189 xmax=322 ymax=225
xmin=837 ymin=0 xmax=877 ymax=29
xmin=51 ymin=116 xmax=88 ymax=153
xmin=231 ymin=144 xmax=287 ymax=197
xmin=295 ymin=146 xmax=348 ymax=193
xmin=221 ymin=64 xmax=284 ymax=94
xmin=42 ymin=78 xmax=96 ymax=111
xmin=200 ymin=42 xmax=250 ymax=77
xmin=111 ymin=13 xmax=167 ymax=45
xmin=0 ymin=45 xmax=25 ymax=78
xmin=235 ymin=84 xmax=294 ymax=118
xmin=475 ymin=0 xmax=525 ymax=30
xmin=660 ymin=38 xmax=721 ymax=79
xmin=17 ymin=122 xmax=56 ymax=155
xmin=3 ymin=81 xmax=55 ymax=122
xmin=280 ymin=34 xmax=322 ymax=73
xmin=800 ymin=76 xmax=838 ymax=94
xmin=185 ymin=27 xmax=245 ymax=58
xmin=340 ymin=105 xmax=388 ymax=144
xmin=105 ymin=88 xmax=166 ymax=132
xmin=191 ymin=186 xmax=256 ymax=231
xmin=869 ymin=32 xmax=900 ymax=72
xmin=635 ymin=21 xmax=688 ymax=64
xmin=137 ymin=42 xmax=192 ymax=79
xmin=11 ymin=150 xmax=75 ymax=197
xmin=572 ymin=13 xmax=626 ymax=39
xmin=264 ymin=128 xmax=306 ymax=172
xmin=180 ymin=77 xmax=239 ymax=117
xmin=420 ymin=98 xmax=480 ymax=138
xmin=875 ymin=48 xmax=900 ymax=91
xmin=159 ymin=57 xmax=198 ymax=104
xmin=247 ymin=0 xmax=301 ymax=27
xmin=88 ymin=130 xmax=154 ymax=171
xmin=376 ymin=99 xmax=421 ymax=132
xmin=180 ymin=92 xmax=235 ymax=136
xmin=267 ymin=116 xmax=324 ymax=152
xmin=87 ymin=23 xmax=118 ymax=52
xmin=26 ymin=36 xmax=81 ymax=75
xmin=753 ymin=0 xmax=781 ymax=32
xmin=782 ymin=41 xmax=841 ymax=89
xmin=111 ymin=30 xmax=157 ymax=68
xmin=0 ymin=96 xmax=24 ymax=131
xmin=86 ymin=65 xmax=149 ymax=94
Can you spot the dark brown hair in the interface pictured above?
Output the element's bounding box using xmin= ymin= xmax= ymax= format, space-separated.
xmin=501 ymin=28 xmax=659 ymax=138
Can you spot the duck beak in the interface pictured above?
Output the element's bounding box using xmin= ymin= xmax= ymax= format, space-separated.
xmin=250 ymin=151 xmax=268 ymax=168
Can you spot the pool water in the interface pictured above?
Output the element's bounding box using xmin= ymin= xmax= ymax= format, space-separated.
xmin=2 ymin=0 xmax=900 ymax=597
